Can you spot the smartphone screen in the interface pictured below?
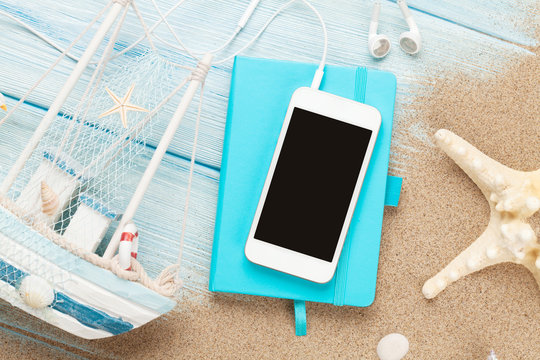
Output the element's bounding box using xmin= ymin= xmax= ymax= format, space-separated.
xmin=254 ymin=107 xmax=373 ymax=262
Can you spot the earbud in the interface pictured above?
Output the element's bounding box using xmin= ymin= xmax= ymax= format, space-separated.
xmin=368 ymin=1 xmax=391 ymax=59
xmin=397 ymin=0 xmax=422 ymax=55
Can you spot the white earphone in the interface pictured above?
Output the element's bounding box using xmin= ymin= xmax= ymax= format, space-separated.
xmin=396 ymin=0 xmax=422 ymax=55
xmin=368 ymin=2 xmax=391 ymax=58
xmin=368 ymin=0 xmax=422 ymax=58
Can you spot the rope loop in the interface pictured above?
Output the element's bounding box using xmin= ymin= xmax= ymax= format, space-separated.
xmin=0 ymin=196 xmax=181 ymax=298
xmin=189 ymin=60 xmax=210 ymax=82
xmin=109 ymin=255 xmax=182 ymax=297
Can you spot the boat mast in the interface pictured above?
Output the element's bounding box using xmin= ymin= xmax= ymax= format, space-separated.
xmin=0 ymin=0 xmax=128 ymax=194
xmin=103 ymin=53 xmax=213 ymax=260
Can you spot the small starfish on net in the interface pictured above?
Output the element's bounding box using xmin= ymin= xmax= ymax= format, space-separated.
xmin=99 ymin=84 xmax=148 ymax=128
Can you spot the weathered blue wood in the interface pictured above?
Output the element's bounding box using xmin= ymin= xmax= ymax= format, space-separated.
xmin=401 ymin=0 xmax=538 ymax=47
xmin=0 ymin=0 xmax=535 ymax=352
xmin=0 ymin=0 xmax=534 ymax=171
xmin=0 ymin=257 xmax=25 ymax=286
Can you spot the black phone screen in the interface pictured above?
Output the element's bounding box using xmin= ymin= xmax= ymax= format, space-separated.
xmin=254 ymin=107 xmax=373 ymax=262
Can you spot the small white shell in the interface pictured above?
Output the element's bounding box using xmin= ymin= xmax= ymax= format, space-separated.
xmin=18 ymin=275 xmax=55 ymax=309
xmin=377 ymin=333 xmax=409 ymax=360
xmin=41 ymin=181 xmax=59 ymax=216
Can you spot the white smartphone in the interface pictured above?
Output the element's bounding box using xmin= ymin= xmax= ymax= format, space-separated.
xmin=245 ymin=87 xmax=381 ymax=283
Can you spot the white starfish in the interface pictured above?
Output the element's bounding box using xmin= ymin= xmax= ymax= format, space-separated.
xmin=423 ymin=129 xmax=540 ymax=299
xmin=99 ymin=84 xmax=148 ymax=128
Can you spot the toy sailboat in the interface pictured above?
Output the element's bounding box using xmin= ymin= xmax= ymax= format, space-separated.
xmin=0 ymin=0 xmax=212 ymax=339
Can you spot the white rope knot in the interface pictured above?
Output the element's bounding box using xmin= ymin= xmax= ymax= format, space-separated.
xmin=0 ymin=196 xmax=182 ymax=297
xmin=113 ymin=0 xmax=132 ymax=6
xmin=109 ymin=255 xmax=182 ymax=297
xmin=189 ymin=61 xmax=210 ymax=83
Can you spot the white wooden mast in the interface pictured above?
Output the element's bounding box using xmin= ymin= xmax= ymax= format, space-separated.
xmin=0 ymin=1 xmax=128 ymax=194
xmin=103 ymin=53 xmax=213 ymax=259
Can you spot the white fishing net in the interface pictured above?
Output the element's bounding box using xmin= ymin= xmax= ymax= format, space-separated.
xmin=0 ymin=51 xmax=185 ymax=303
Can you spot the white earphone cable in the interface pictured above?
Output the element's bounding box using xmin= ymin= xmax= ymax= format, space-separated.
xmin=0 ymin=9 xmax=81 ymax=62
xmin=213 ymin=0 xmax=327 ymax=67
xmin=147 ymin=0 xmax=327 ymax=87
xmin=1 ymin=1 xmax=327 ymax=89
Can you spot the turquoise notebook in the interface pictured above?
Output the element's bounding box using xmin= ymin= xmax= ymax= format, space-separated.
xmin=210 ymin=56 xmax=400 ymax=308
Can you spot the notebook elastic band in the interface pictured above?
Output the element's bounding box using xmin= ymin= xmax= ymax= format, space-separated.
xmin=384 ymin=175 xmax=402 ymax=207
xmin=294 ymin=300 xmax=307 ymax=336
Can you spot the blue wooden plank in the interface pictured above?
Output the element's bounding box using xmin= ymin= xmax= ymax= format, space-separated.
xmin=400 ymin=0 xmax=538 ymax=47
xmin=0 ymin=0 xmax=534 ymax=171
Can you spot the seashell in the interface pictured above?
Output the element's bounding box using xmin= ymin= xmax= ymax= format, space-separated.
xmin=18 ymin=275 xmax=55 ymax=309
xmin=41 ymin=181 xmax=59 ymax=216
xmin=377 ymin=333 xmax=409 ymax=360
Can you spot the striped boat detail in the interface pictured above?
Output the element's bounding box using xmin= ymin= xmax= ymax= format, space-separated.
xmin=0 ymin=228 xmax=165 ymax=329
xmin=0 ymin=204 xmax=176 ymax=313
xmin=0 ymin=257 xmax=133 ymax=336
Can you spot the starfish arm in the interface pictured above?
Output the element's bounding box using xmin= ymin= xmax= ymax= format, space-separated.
xmin=521 ymin=261 xmax=540 ymax=291
xmin=434 ymin=129 xmax=519 ymax=196
xmin=105 ymin=88 xmax=122 ymax=104
xmin=120 ymin=106 xmax=128 ymax=128
xmin=425 ymin=130 xmax=540 ymax=300
xmin=423 ymin=218 xmax=514 ymax=299
xmin=123 ymin=84 xmax=135 ymax=103
xmin=99 ymin=105 xmax=121 ymax=118
xmin=435 ymin=129 xmax=540 ymax=217
xmin=423 ymin=211 xmax=540 ymax=300
xmin=124 ymin=104 xmax=149 ymax=113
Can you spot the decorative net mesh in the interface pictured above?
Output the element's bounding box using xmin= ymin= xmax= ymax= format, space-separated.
xmin=0 ymin=52 xmax=184 ymax=304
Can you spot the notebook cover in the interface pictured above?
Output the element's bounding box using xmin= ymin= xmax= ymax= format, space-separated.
xmin=210 ymin=56 xmax=397 ymax=306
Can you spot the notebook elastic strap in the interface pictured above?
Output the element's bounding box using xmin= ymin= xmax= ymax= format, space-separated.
xmin=384 ymin=175 xmax=402 ymax=207
xmin=292 ymin=175 xmax=403 ymax=336
xmin=294 ymin=300 xmax=307 ymax=336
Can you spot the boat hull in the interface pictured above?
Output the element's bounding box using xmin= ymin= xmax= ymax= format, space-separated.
xmin=0 ymin=205 xmax=176 ymax=339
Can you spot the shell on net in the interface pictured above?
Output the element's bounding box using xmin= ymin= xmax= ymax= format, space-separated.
xmin=17 ymin=275 xmax=55 ymax=309
xmin=41 ymin=181 xmax=59 ymax=216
